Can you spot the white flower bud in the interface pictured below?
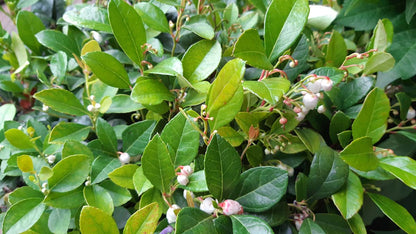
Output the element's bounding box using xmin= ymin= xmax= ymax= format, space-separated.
xmin=41 ymin=187 xmax=48 ymax=194
xmin=289 ymin=61 xmax=296 ymax=68
xmin=94 ymin=103 xmax=101 ymax=109
xmin=87 ymin=104 xmax=94 ymax=112
xmin=183 ymin=190 xmax=194 ymax=200
xmin=321 ymin=79 xmax=333 ymax=91
xmin=306 ymin=79 xmax=322 ymax=93
xmin=200 ymin=197 xmax=215 ymax=214
xmin=219 ymin=199 xmax=243 ymax=216
xmin=317 ymin=105 xmax=326 ymax=114
xmin=264 ymin=148 xmax=271 ymax=155
xmin=180 ymin=166 xmax=193 ymax=177
xmin=47 ymin=155 xmax=56 ymax=164
xmin=177 ymin=175 xmax=189 ymax=185
xmin=302 ymin=93 xmax=319 ymax=110
xmin=85 ymin=180 xmax=91 ymax=186
xmin=42 ymin=105 xmax=49 ymax=111
xmin=119 ymin=152 xmax=130 ymax=164
xmin=296 ymin=112 xmax=306 ymax=121
xmin=407 ymin=107 xmax=416 ymax=120
xmin=89 ymin=95 xmax=95 ymax=100
xmin=167 ymin=204 xmax=180 ymax=224
xmin=42 ymin=182 xmax=48 ymax=188
xmin=201 ymin=104 xmax=207 ymax=110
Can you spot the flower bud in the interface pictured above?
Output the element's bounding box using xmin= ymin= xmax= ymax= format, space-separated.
xmin=296 ymin=112 xmax=306 ymax=121
xmin=87 ymin=104 xmax=94 ymax=112
xmin=302 ymin=93 xmax=318 ymax=110
xmin=289 ymin=60 xmax=297 ymax=68
xmin=264 ymin=148 xmax=271 ymax=155
xmin=47 ymin=155 xmax=56 ymax=164
xmin=279 ymin=117 xmax=288 ymax=125
xmin=166 ymin=204 xmax=180 ymax=224
xmin=293 ymin=106 xmax=302 ymax=113
xmin=407 ymin=107 xmax=416 ymax=120
xmin=317 ymin=105 xmax=326 ymax=114
xmin=85 ymin=180 xmax=91 ymax=186
xmin=200 ymin=197 xmax=215 ymax=214
xmin=177 ymin=174 xmax=189 ymax=185
xmin=180 ymin=165 xmax=193 ymax=177
xmin=219 ymin=199 xmax=243 ymax=216
xmin=321 ymin=79 xmax=333 ymax=91
xmin=94 ymin=103 xmax=101 ymax=109
xmin=119 ymin=152 xmax=130 ymax=164
xmin=42 ymin=105 xmax=49 ymax=111
xmin=306 ymin=79 xmax=322 ymax=93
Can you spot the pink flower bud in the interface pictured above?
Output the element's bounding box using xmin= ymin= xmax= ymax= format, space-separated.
xmin=218 ymin=199 xmax=243 ymax=216
xmin=179 ymin=165 xmax=193 ymax=176
xmin=177 ymin=175 xmax=189 ymax=185
xmin=279 ymin=117 xmax=288 ymax=125
xmin=200 ymin=197 xmax=215 ymax=214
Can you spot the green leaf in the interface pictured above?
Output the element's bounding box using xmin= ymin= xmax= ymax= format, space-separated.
xmin=48 ymin=208 xmax=71 ymax=234
xmin=329 ymin=111 xmax=351 ymax=144
xmin=230 ymin=166 xmax=288 ymax=212
xmin=368 ymin=193 xmax=416 ymax=233
xmin=17 ymin=155 xmax=34 ymax=173
xmin=49 ymin=122 xmax=91 ymax=144
xmin=84 ymin=185 xmax=114 ymax=215
xmin=307 ymin=5 xmax=338 ymax=30
xmin=243 ymin=78 xmax=291 ymax=105
xmin=96 ymin=118 xmax=118 ymax=155
xmin=8 ymin=186 xmax=43 ymax=205
xmin=133 ymin=166 xmax=154 ymax=196
xmin=175 ymin=207 xmax=216 ymax=233
xmin=182 ymin=40 xmax=222 ymax=83
xmin=161 ymin=112 xmax=199 ymax=167
xmin=108 ymin=0 xmax=146 ymax=66
xmin=5 ymin=129 xmax=33 ymax=149
xmin=2 ymin=198 xmax=45 ymax=234
xmin=379 ymin=156 xmax=416 ymax=190
xmin=11 ymin=32 xmax=29 ymax=73
xmin=35 ymin=30 xmax=80 ymax=57
xmin=16 ymin=11 xmax=45 ymax=54
xmin=294 ymin=128 xmax=325 ymax=154
xmin=62 ymin=141 xmax=93 ymax=159
xmin=108 ymin=164 xmax=139 ymax=189
xmin=99 ymin=180 xmax=132 ymax=206
xmin=0 ymin=104 xmax=16 ymax=129
xmin=44 ymin=187 xmax=85 ymax=209
xmin=217 ymin=126 xmax=245 ymax=147
xmin=396 ymin=92 xmax=412 ymax=121
xmin=63 ymin=4 xmax=112 ymax=32
xmin=139 ymin=188 xmax=168 ymax=216
xmin=214 ymin=215 xmax=232 ymax=234
xmin=299 ymin=218 xmax=325 ymax=234
xmin=122 ymin=120 xmax=156 ymax=156
xmin=48 ymin=155 xmax=90 ymax=192
xmin=352 ymin=88 xmax=390 ymax=144
xmin=142 ymin=134 xmax=176 ymax=193
xmin=124 ymin=202 xmax=161 ymax=234
xmin=82 ymin=51 xmax=131 ymax=89
xmin=205 ymin=134 xmax=241 ymax=201
xmin=347 ymin=214 xmax=366 ymax=234
xmin=340 ymin=137 xmax=378 ymax=171
xmin=406 ymin=0 xmax=416 ymax=23
xmin=90 ymin=157 xmax=121 ymax=185
xmin=308 ymin=67 xmax=344 ymax=85
xmin=315 ymin=213 xmax=350 ymax=234
xmin=131 ymin=77 xmax=175 ymax=105
xmin=80 ymin=206 xmax=119 ymax=234
xmin=368 ymin=19 xmax=393 ymax=52
xmin=144 ymin=57 xmax=183 ymax=77
xmin=363 ymin=52 xmax=395 ymax=75
xmin=331 ymin=172 xmax=364 ymax=219
xmin=177 ymin=170 xmax=209 ymax=192
xmin=39 ymin=167 xmax=53 ymax=181
xmin=206 ymin=58 xmax=245 ymax=115
xmin=325 ymin=30 xmax=347 ymax=68
xmin=307 ymin=146 xmax=349 ymax=201
xmin=247 ymin=0 xmax=270 ymax=13
xmin=183 ymin=22 xmax=215 ymax=40
xmin=50 ymin=51 xmax=67 ymax=79
xmin=388 ymin=28 xmax=416 ymax=80
xmin=107 ymin=94 xmax=144 ymax=113
xmin=134 ymin=2 xmax=169 ymax=32
xmin=328 ymin=77 xmax=373 ymax=110
xmin=264 ymin=0 xmax=309 ymax=62
xmin=34 ymin=89 xmax=89 ymax=116
xmin=230 ymin=215 xmax=273 ymax=234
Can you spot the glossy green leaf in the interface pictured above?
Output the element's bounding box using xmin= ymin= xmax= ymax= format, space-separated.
xmin=307 ymin=146 xmax=349 ymax=201
xmin=368 ymin=193 xmax=416 ymax=233
xmin=63 ymin=4 xmax=112 ymax=32
xmin=44 ymin=187 xmax=85 ymax=209
xmin=8 ymin=186 xmax=43 ymax=205
xmin=328 ymin=77 xmax=373 ymax=111
xmin=34 ymin=89 xmax=89 ymax=116
xmin=299 ymin=218 xmax=325 ymax=234
xmin=307 ymin=5 xmax=338 ymax=30
xmin=122 ymin=120 xmax=156 ymax=156
xmin=131 ymin=77 xmax=175 ymax=105
xmin=182 ymin=40 xmax=222 ymax=83
xmin=247 ymin=0 xmax=270 ymax=13
xmin=325 ymin=30 xmax=347 ymax=68
xmin=230 ymin=166 xmax=288 ymax=212
xmin=96 ymin=118 xmax=118 ymax=154
xmin=108 ymin=164 xmax=139 ymax=189
xmin=133 ymin=166 xmax=154 ymax=196
xmin=144 ymin=57 xmax=183 ymax=77
xmin=124 ymin=202 xmax=161 ymax=234
xmin=48 ymin=208 xmax=71 ymax=234
xmin=80 ymin=206 xmax=119 ymax=234
xmin=91 ymin=157 xmax=121 ymax=184
xmin=206 ymin=58 xmax=245 ymax=115
xmin=340 ymin=137 xmax=378 ymax=171
xmin=107 ymin=94 xmax=144 ymax=113
xmin=2 ymin=198 xmax=45 ymax=234
xmin=35 ymin=30 xmax=80 ymax=57
xmin=5 ymin=129 xmax=33 ymax=149
xmin=396 ymin=92 xmax=412 ymax=121
xmin=175 ymin=207 xmax=216 ymax=233
xmin=329 ymin=111 xmax=351 ymax=144
xmin=62 ymin=141 xmax=93 ymax=159
xmin=134 ymin=2 xmax=169 ymax=32
xmin=39 ymin=166 xmax=53 ymax=181
xmin=49 ymin=122 xmax=91 ymax=144
xmin=0 ymin=104 xmax=16 ymax=129
xmin=205 ymin=134 xmax=241 ymax=201
xmin=406 ymin=0 xmax=416 ymax=23
xmin=48 ymin=155 xmax=90 ymax=192
xmin=177 ymin=170 xmax=209 ymax=192
xmin=50 ymin=51 xmax=67 ymax=79
xmin=295 ymin=128 xmax=325 ymax=154
xmin=82 ymin=51 xmax=131 ymax=89
xmin=84 ymin=185 xmax=114 ymax=215
xmin=387 ymin=28 xmax=416 ymax=80
xmin=142 ymin=134 xmax=176 ymax=193
xmin=16 ymin=11 xmax=45 ymax=54
xmin=368 ymin=19 xmax=393 ymax=52
xmin=283 ymin=35 xmax=310 ymax=82
xmin=183 ymin=22 xmax=215 ymax=40
xmin=230 ymin=215 xmax=273 ymax=234
xmin=264 ymin=0 xmax=309 ymax=62
xmin=100 ymin=180 xmax=132 ymax=206
xmin=308 ymin=67 xmax=344 ymax=85
xmin=379 ymin=156 xmax=416 ymax=190
xmin=139 ymin=188 xmax=168 ymax=216
xmin=315 ymin=213 xmax=351 ymax=234
xmin=363 ymin=52 xmax=395 ymax=75
xmin=245 ymin=145 xmax=264 ymax=167
xmin=217 ymin=126 xmax=245 ymax=147
xmin=331 ymin=173 xmax=364 ymax=219
xmin=17 ymin=155 xmax=34 ymax=172
xmin=161 ymin=112 xmax=199 ymax=167
xmin=108 ymin=0 xmax=146 ymax=66
xmin=352 ymin=88 xmax=390 ymax=144
xmin=243 ymin=78 xmax=290 ymax=105
xmin=347 ymin=213 xmax=366 ymax=234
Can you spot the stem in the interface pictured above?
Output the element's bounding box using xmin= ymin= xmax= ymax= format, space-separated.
xmin=240 ymin=140 xmax=252 ymax=160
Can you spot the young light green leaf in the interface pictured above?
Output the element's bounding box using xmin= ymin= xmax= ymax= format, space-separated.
xmin=80 ymin=206 xmax=119 ymax=234
xmin=175 ymin=208 xmax=216 ymax=233
xmin=307 ymin=5 xmax=338 ymax=30
xmin=367 ymin=19 xmax=393 ymax=52
xmin=368 ymin=193 xmax=416 ymax=233
xmin=243 ymin=78 xmax=290 ymax=105
xmin=134 ymin=2 xmax=169 ymax=32
xmin=17 ymin=155 xmax=34 ymax=173
xmin=331 ymin=172 xmax=364 ymax=219
xmin=205 ymin=134 xmax=241 ymax=201
xmin=107 ymin=94 xmax=144 ymax=113
xmin=347 ymin=214 xmax=366 ymax=234
xmin=96 ymin=118 xmax=118 ymax=155
xmin=325 ymin=30 xmax=347 ymax=68
xmin=16 ymin=11 xmax=45 ymax=55
xmin=49 ymin=122 xmax=91 ymax=144
xmin=352 ymin=88 xmax=390 ymax=144
xmin=34 ymin=89 xmax=89 ymax=116
xmin=0 ymin=104 xmax=16 ymax=129
xmin=230 ymin=215 xmax=274 ymax=234
xmin=35 ymin=30 xmax=80 ymax=57
xmin=108 ymin=164 xmax=139 ymax=189
xmin=48 ymin=155 xmax=90 ymax=192
xmin=183 ymin=22 xmax=215 ymax=40
xmin=124 ymin=202 xmax=161 ymax=234
xmin=108 ymin=0 xmax=146 ymax=66
xmin=340 ymin=137 xmax=378 ymax=171
xmin=82 ymin=51 xmax=131 ymax=89
xmin=264 ymin=0 xmax=309 ymax=63
xmin=131 ymin=77 xmax=175 ymax=105
xmin=133 ymin=167 xmax=154 ymax=196
xmin=142 ymin=134 xmax=176 ymax=193
xmin=379 ymin=156 xmax=416 ymax=190
xmin=63 ymin=4 xmax=112 ymax=32
xmin=5 ymin=129 xmax=33 ymax=149
xmin=363 ymin=52 xmax=395 ymax=75
xmin=2 ymin=198 xmax=45 ymax=234
xmin=48 ymin=208 xmax=71 ymax=234
xmin=44 ymin=187 xmax=85 ymax=209
xmin=84 ymin=185 xmax=114 ymax=215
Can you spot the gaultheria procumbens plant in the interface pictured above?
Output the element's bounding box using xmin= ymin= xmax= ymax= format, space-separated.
xmin=0 ymin=0 xmax=416 ymax=233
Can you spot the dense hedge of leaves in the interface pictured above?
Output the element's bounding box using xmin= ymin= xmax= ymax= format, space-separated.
xmin=1 ymin=0 xmax=416 ymax=233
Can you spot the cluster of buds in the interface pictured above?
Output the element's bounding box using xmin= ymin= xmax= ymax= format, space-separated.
xmin=87 ymin=95 xmax=101 ymax=112
xmin=118 ymin=152 xmax=130 ymax=164
xmin=218 ymin=199 xmax=244 ymax=216
xmin=264 ymin=145 xmax=280 ymax=155
xmin=177 ymin=165 xmax=193 ymax=186
xmin=41 ymin=182 xmax=48 ymax=194
xmin=166 ymin=204 xmax=181 ymax=224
